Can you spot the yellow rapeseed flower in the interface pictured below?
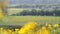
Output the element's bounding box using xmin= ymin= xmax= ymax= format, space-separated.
xmin=36 ymin=26 xmax=50 ymax=34
xmin=53 ymin=24 xmax=59 ymax=28
xmin=8 ymin=29 xmax=12 ymax=34
xmin=18 ymin=22 xmax=37 ymax=34
xmin=0 ymin=28 xmax=4 ymax=34
xmin=46 ymin=22 xmax=48 ymax=26
xmin=3 ymin=30 xmax=8 ymax=34
xmin=15 ymin=28 xmax=19 ymax=34
xmin=48 ymin=24 xmax=52 ymax=29
xmin=12 ymin=31 xmax=15 ymax=34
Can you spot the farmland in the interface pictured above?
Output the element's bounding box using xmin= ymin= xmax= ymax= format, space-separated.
xmin=1 ymin=16 xmax=60 ymax=26
xmin=7 ymin=8 xmax=41 ymax=15
xmin=0 ymin=16 xmax=60 ymax=34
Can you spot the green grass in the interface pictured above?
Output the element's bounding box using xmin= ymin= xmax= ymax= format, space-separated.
xmin=0 ymin=16 xmax=60 ymax=26
xmin=0 ymin=16 xmax=60 ymax=34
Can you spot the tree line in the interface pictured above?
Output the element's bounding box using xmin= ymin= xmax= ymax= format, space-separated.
xmin=11 ymin=9 xmax=60 ymax=16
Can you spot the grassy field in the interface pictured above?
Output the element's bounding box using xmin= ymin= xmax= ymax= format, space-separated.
xmin=0 ymin=16 xmax=60 ymax=34
xmin=7 ymin=8 xmax=32 ymax=15
xmin=7 ymin=8 xmax=41 ymax=15
xmin=0 ymin=16 xmax=60 ymax=26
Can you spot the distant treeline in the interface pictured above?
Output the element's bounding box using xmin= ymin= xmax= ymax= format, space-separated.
xmin=11 ymin=9 xmax=60 ymax=16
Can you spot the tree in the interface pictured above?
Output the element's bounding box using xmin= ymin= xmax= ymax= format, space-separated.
xmin=30 ymin=9 xmax=38 ymax=16
xmin=20 ymin=10 xmax=30 ymax=16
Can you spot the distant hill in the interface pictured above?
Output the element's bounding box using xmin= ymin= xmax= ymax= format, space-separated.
xmin=8 ymin=4 xmax=60 ymax=10
xmin=9 ymin=0 xmax=60 ymax=5
xmin=8 ymin=0 xmax=60 ymax=10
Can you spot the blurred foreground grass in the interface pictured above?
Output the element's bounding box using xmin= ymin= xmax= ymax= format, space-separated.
xmin=0 ymin=22 xmax=60 ymax=34
xmin=0 ymin=16 xmax=60 ymax=34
